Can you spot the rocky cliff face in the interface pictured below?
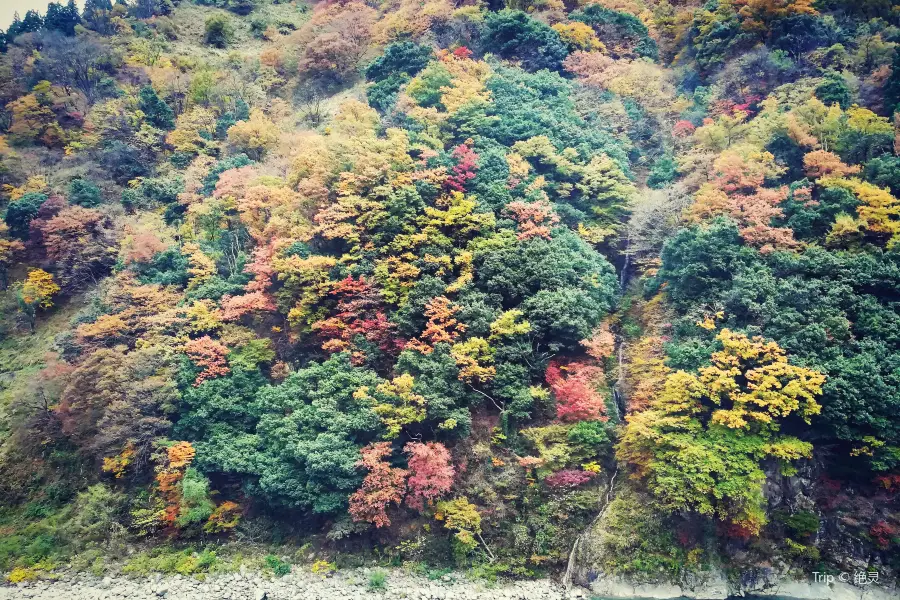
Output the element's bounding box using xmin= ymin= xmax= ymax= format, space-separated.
xmin=568 ymin=458 xmax=898 ymax=600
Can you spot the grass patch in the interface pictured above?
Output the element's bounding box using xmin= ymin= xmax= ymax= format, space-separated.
xmin=368 ymin=568 xmax=387 ymax=591
xmin=122 ymin=547 xmax=220 ymax=578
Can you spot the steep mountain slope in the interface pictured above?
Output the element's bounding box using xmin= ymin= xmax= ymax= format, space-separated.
xmin=0 ymin=0 xmax=898 ymax=592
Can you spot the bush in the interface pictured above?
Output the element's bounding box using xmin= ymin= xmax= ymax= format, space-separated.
xmin=4 ymin=192 xmax=48 ymax=239
xmin=863 ymin=154 xmax=900 ymax=195
xmin=123 ymin=547 xmax=219 ymax=576
xmin=60 ymin=484 xmax=126 ymax=549
xmin=204 ymin=14 xmax=234 ymax=48
xmin=815 ymin=72 xmax=852 ymax=109
xmin=101 ymin=140 xmax=150 ymax=183
xmin=647 ymin=157 xmax=677 ymax=189
xmin=365 ymin=41 xmax=433 ymax=82
xmin=570 ymin=4 xmax=658 ymax=60
xmin=264 ymin=554 xmax=291 ymax=577
xmin=138 ymin=85 xmax=175 ymax=130
xmin=483 ymin=10 xmax=569 ymax=72
xmin=68 ymin=178 xmax=103 ymax=207
xmin=777 ymin=510 xmax=820 ymax=539
xmin=567 ymin=420 xmax=610 ymax=450
xmin=368 ymin=568 xmax=387 ymax=590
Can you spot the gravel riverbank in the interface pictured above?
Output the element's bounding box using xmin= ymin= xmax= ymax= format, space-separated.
xmin=0 ymin=569 xmax=583 ymax=600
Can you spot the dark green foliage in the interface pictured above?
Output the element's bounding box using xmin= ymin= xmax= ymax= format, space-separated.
xmin=44 ymin=1 xmax=81 ymax=36
xmin=367 ymin=75 xmax=408 ymax=113
xmin=186 ymin=274 xmax=249 ymax=302
xmin=777 ymin=510 xmax=820 ymax=538
xmin=837 ymin=121 xmax=894 ymax=165
xmin=68 ymin=178 xmax=102 ymax=207
xmin=473 ymin=230 xmax=617 ymax=349
xmin=864 ymin=154 xmax=900 ymax=195
xmin=483 ymin=10 xmax=569 ymax=72
xmin=482 ymin=66 xmax=628 ymax=169
xmin=202 ymin=154 xmax=253 ymax=195
xmin=139 ymin=86 xmax=175 ymax=130
xmin=570 ymin=4 xmax=658 ymax=60
xmin=647 ymin=156 xmax=677 ymax=189
xmin=131 ymin=0 xmax=174 ymax=19
xmin=654 ymin=218 xmax=761 ymax=307
xmin=393 ymin=275 xmax=447 ymax=337
xmin=184 ymin=355 xmax=389 ymax=514
xmin=194 ymin=0 xmax=257 ymax=16
xmin=264 ymin=554 xmax=291 ymax=576
xmin=249 ymin=354 xmax=384 ymax=512
xmin=101 ymin=140 xmax=150 ymax=184
xmin=366 ymin=41 xmax=433 ymax=82
xmin=366 ymin=43 xmax=436 ymax=112
xmin=397 ymin=345 xmax=475 ymax=436
xmin=688 ymin=6 xmax=752 ymax=74
xmin=177 ymin=367 xmax=266 ymax=444
xmin=6 ymin=10 xmax=44 ymax=40
xmin=5 ymin=192 xmax=48 ymax=239
xmin=783 ymin=184 xmax=859 ymax=240
xmin=815 ymin=72 xmax=853 ymax=109
xmin=766 ymin=131 xmax=807 ymax=183
xmin=122 ymin=176 xmax=184 ymax=211
xmin=133 ymin=247 xmax=191 ymax=286
xmin=567 ymin=419 xmax=610 ymax=449
xmin=883 ymin=50 xmax=900 ymax=116
xmin=770 ymin=14 xmax=843 ymax=59
xmin=215 ymin=99 xmax=250 ymax=139
xmin=204 ymin=14 xmax=233 ymax=48
xmin=657 ymin=221 xmax=900 ymax=469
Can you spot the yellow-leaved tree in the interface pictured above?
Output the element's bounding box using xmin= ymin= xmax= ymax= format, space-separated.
xmin=17 ymin=269 xmax=61 ymax=332
xmin=618 ymin=329 xmax=825 ymax=536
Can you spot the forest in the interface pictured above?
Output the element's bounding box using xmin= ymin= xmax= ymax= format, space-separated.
xmin=0 ymin=0 xmax=898 ymax=591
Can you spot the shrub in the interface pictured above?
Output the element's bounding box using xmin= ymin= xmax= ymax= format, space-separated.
xmin=778 ymin=510 xmax=820 ymax=539
xmin=567 ymin=420 xmax=609 ymax=447
xmin=4 ymin=192 xmax=48 ymax=239
xmin=204 ymin=14 xmax=233 ymax=48
xmin=368 ymin=568 xmax=387 ymax=590
xmin=647 ymin=157 xmax=677 ymax=189
xmin=543 ymin=469 xmax=597 ymax=489
xmin=483 ymin=10 xmax=569 ymax=72
xmin=138 ymin=85 xmax=175 ymax=130
xmin=365 ymin=41 xmax=433 ymax=82
xmin=68 ymin=178 xmax=103 ymax=207
xmin=264 ymin=554 xmax=291 ymax=577
xmin=60 ymin=484 xmax=126 ymax=548
xmin=815 ymin=72 xmax=852 ymax=109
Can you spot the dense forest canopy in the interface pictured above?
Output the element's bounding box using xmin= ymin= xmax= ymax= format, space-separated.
xmin=0 ymin=0 xmax=898 ymax=587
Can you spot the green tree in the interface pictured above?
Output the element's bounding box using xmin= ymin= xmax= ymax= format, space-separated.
xmin=68 ymin=178 xmax=102 ymax=207
xmin=4 ymin=192 xmax=48 ymax=239
xmin=44 ymin=1 xmax=81 ymax=36
xmin=883 ymin=50 xmax=900 ymax=116
xmin=204 ymin=14 xmax=233 ymax=49
xmin=619 ymin=330 xmax=825 ymax=534
xmin=815 ymin=72 xmax=853 ymax=110
xmin=483 ymin=10 xmax=569 ymax=72
xmin=139 ymin=85 xmax=175 ymax=130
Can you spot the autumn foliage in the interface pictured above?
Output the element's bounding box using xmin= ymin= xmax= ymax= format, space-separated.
xmin=349 ymin=442 xmax=407 ymax=528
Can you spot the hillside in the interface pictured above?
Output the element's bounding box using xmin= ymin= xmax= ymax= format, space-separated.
xmin=0 ymin=0 xmax=899 ymax=596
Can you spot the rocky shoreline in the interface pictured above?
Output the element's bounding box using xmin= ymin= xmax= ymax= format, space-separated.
xmin=0 ymin=569 xmax=579 ymax=600
xmin=3 ymin=567 xmax=898 ymax=600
